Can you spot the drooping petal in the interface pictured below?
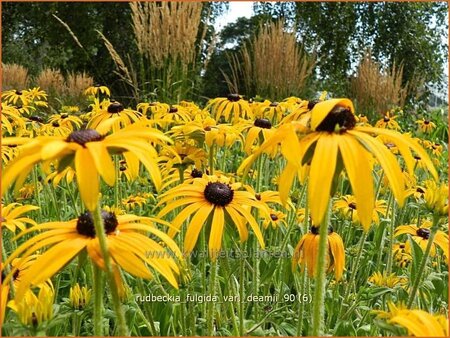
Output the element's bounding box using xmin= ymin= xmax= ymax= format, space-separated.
xmin=308 ymin=133 xmax=338 ymax=226
xmin=184 ymin=202 xmax=214 ymax=253
xmin=338 ymin=134 xmax=374 ymax=231
xmin=75 ymin=148 xmax=99 ymax=211
xmin=85 ymin=141 xmax=115 ymax=186
xmin=209 ymin=206 xmax=225 ymax=260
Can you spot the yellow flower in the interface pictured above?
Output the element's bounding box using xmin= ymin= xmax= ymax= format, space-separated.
xmin=38 ymin=122 xmax=73 ymax=137
xmin=48 ymin=112 xmax=82 ymax=130
xmin=368 ymin=271 xmax=407 ymax=288
xmin=375 ymin=111 xmax=400 ymax=130
xmin=1 ymin=103 xmax=26 ymax=135
xmin=159 ymin=141 xmax=206 ymax=170
xmin=254 ymin=100 xmax=288 ymax=123
xmin=137 ymin=101 xmax=170 ymax=117
xmin=44 ymin=165 xmax=76 ymax=187
xmin=5 ymin=211 xmax=182 ymax=300
xmin=240 ymin=98 xmax=437 ymax=231
xmin=334 ymin=195 xmax=387 ymax=226
xmin=292 ymin=226 xmax=345 ymax=280
xmin=1 ymin=284 xmax=8 ymax=325
xmin=7 ymin=283 xmax=54 ymax=327
xmin=69 ymin=284 xmax=92 ymax=310
xmin=84 ymin=85 xmax=111 ymax=97
xmin=422 ymin=179 xmax=448 ymax=216
xmin=374 ymin=302 xmax=448 ymax=337
xmin=122 ymin=195 xmax=147 ymax=210
xmin=241 ymin=118 xmax=277 ymax=156
xmin=88 ymin=100 xmax=142 ymax=132
xmin=1 ymin=203 xmax=39 ymax=232
xmin=157 ymin=174 xmax=268 ymax=260
xmin=415 ymin=119 xmax=436 ymax=133
xmin=2 ymin=123 xmax=171 ymax=210
xmin=262 ymin=210 xmax=287 ymax=229
xmin=206 ymin=94 xmax=253 ymax=123
xmin=395 ymin=223 xmax=448 ymax=260
xmin=205 ymin=123 xmax=243 ymax=148
xmin=153 ymin=104 xmax=192 ymax=127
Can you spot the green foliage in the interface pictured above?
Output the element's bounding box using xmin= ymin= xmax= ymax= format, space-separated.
xmin=254 ymin=1 xmax=448 ymax=99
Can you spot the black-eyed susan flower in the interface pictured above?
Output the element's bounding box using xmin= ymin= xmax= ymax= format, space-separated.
xmin=292 ymin=226 xmax=345 ymax=280
xmin=374 ymin=302 xmax=448 ymax=337
xmin=5 ymin=211 xmax=182 ymax=300
xmin=84 ymin=85 xmax=111 ymax=97
xmin=206 ymin=94 xmax=253 ymax=123
xmin=2 ymin=89 xmax=31 ymax=106
xmin=137 ymin=101 xmax=170 ymax=117
xmin=422 ymin=140 xmax=444 ymax=157
xmin=1 ymin=203 xmax=39 ymax=233
xmin=392 ymin=242 xmax=412 ymax=268
xmin=1 ymin=103 xmax=26 ymax=135
xmin=415 ymin=118 xmax=436 ymax=133
xmin=157 ymin=174 xmax=268 ymax=260
xmin=205 ymin=123 xmax=243 ymax=148
xmin=262 ymin=210 xmax=287 ymax=229
xmin=254 ymin=100 xmax=288 ymax=123
xmin=1 ymin=283 xmax=8 ymax=325
xmin=159 ymin=141 xmax=206 ymax=170
xmin=368 ymin=271 xmax=407 ymax=288
xmin=2 ymin=123 xmax=171 ymax=210
xmin=38 ymin=121 xmax=73 ymax=137
xmin=241 ymin=118 xmax=277 ymax=156
xmin=69 ymin=283 xmax=92 ymax=310
xmin=7 ymin=283 xmax=54 ymax=328
xmin=44 ymin=165 xmax=76 ymax=187
xmin=48 ymin=112 xmax=82 ymax=130
xmin=88 ymin=100 xmax=142 ymax=132
xmin=122 ymin=195 xmax=147 ymax=210
xmin=240 ymin=98 xmax=437 ymax=231
xmin=395 ymin=223 xmax=448 ymax=261
xmin=153 ymin=104 xmax=192 ymax=127
xmin=334 ymin=195 xmax=387 ymax=226
xmin=394 ymin=221 xmax=449 ymax=260
xmin=422 ymin=179 xmax=448 ymax=216
xmin=375 ymin=110 xmax=400 ymax=130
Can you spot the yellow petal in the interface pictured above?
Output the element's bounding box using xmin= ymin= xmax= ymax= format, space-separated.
xmin=75 ymin=148 xmax=99 ymax=211
xmin=338 ymin=134 xmax=374 ymax=231
xmin=86 ymin=142 xmax=115 ymax=186
xmin=184 ymin=203 xmax=213 ymax=253
xmin=308 ymin=134 xmax=338 ymax=226
xmin=310 ymin=99 xmax=354 ymax=131
xmin=209 ymin=207 xmax=224 ymax=260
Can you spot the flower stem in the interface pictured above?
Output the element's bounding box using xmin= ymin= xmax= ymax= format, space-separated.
xmin=311 ymin=201 xmax=331 ymax=336
xmin=239 ymin=243 xmax=245 ymax=336
xmin=91 ymin=204 xmax=128 ymax=335
xmin=207 ymin=258 xmax=218 ymax=335
xmin=407 ymin=215 xmax=440 ymax=308
xmin=92 ymin=264 xmax=104 ymax=336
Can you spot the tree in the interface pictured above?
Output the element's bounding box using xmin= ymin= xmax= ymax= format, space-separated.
xmin=254 ymin=1 xmax=448 ymax=100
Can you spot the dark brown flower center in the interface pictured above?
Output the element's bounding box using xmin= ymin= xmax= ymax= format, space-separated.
xmin=308 ymin=100 xmax=319 ymax=110
xmin=29 ymin=116 xmax=44 ymax=123
xmin=269 ymin=101 xmax=279 ymax=107
xmin=310 ymin=226 xmax=334 ymax=235
xmin=254 ymin=118 xmax=272 ymax=129
xmin=15 ymin=90 xmax=22 ymax=95
xmin=52 ymin=121 xmax=60 ymax=127
xmin=227 ymin=93 xmax=241 ymax=102
xmin=348 ymin=202 xmax=357 ymax=210
xmin=107 ymin=102 xmax=124 ymax=114
xmin=13 ymin=269 xmax=20 ymax=280
xmin=424 ymin=120 xmax=430 ymax=125
xmin=416 ymin=227 xmax=430 ymax=239
xmin=190 ymin=168 xmax=203 ymax=178
xmin=315 ymin=106 xmax=356 ymax=132
xmin=76 ymin=211 xmax=118 ymax=238
xmin=383 ymin=116 xmax=390 ymax=122
xmin=399 ymin=243 xmax=405 ymax=249
xmin=270 ymin=213 xmax=278 ymax=221
xmin=416 ymin=187 xmax=425 ymax=193
xmin=204 ymin=126 xmax=212 ymax=131
xmin=61 ymin=114 xmax=68 ymax=119
xmin=204 ymin=182 xmax=234 ymax=206
xmin=255 ymin=193 xmax=261 ymax=201
xmin=169 ymin=106 xmax=178 ymax=113
xmin=66 ymin=129 xmax=104 ymax=146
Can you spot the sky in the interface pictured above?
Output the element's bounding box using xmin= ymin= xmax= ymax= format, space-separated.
xmin=214 ymin=1 xmax=254 ymax=31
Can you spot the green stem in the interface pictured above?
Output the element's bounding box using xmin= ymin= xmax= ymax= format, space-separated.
xmin=295 ymin=267 xmax=307 ymax=336
xmin=209 ymin=143 xmax=215 ymax=175
xmin=207 ymin=259 xmax=218 ymax=335
xmin=136 ymin=279 xmax=156 ymax=335
xmin=93 ymin=264 xmax=104 ymax=336
xmin=239 ymin=243 xmax=245 ymax=336
xmin=386 ymin=195 xmax=396 ymax=275
xmin=91 ymin=205 xmax=128 ymax=335
xmin=310 ymin=201 xmax=331 ymax=336
xmin=407 ymin=215 xmax=440 ymax=308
